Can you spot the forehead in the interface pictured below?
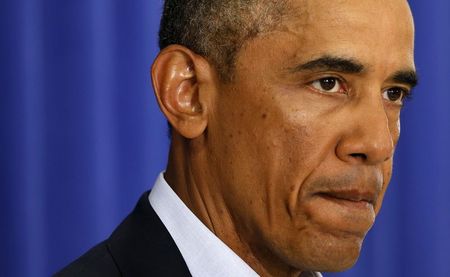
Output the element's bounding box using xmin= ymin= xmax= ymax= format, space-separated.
xmin=235 ymin=0 xmax=415 ymax=76
xmin=287 ymin=0 xmax=413 ymax=38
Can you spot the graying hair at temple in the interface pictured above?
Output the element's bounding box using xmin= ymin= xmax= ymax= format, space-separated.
xmin=158 ymin=0 xmax=289 ymax=81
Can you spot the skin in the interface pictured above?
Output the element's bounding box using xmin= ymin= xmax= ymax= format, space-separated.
xmin=151 ymin=0 xmax=416 ymax=276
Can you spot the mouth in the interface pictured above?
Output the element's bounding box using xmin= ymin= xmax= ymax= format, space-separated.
xmin=316 ymin=190 xmax=376 ymax=208
xmin=305 ymin=189 xmax=378 ymax=235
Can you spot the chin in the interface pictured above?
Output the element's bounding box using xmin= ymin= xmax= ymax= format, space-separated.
xmin=314 ymin=245 xmax=361 ymax=272
xmin=278 ymin=231 xmax=364 ymax=273
xmin=309 ymin=235 xmax=362 ymax=272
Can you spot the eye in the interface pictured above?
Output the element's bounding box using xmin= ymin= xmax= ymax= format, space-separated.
xmin=382 ymin=87 xmax=408 ymax=105
xmin=309 ymin=77 xmax=346 ymax=94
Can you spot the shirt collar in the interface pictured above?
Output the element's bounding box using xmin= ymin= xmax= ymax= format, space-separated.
xmin=149 ymin=172 xmax=258 ymax=277
xmin=149 ymin=172 xmax=322 ymax=277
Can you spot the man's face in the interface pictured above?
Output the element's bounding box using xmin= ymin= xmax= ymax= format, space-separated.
xmin=205 ymin=0 xmax=415 ymax=272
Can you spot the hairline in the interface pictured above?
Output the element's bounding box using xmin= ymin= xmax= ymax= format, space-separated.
xmin=159 ymin=0 xmax=292 ymax=83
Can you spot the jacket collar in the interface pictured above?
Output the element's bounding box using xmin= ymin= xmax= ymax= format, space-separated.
xmin=107 ymin=192 xmax=191 ymax=276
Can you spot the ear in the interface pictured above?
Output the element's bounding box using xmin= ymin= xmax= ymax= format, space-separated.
xmin=151 ymin=45 xmax=213 ymax=139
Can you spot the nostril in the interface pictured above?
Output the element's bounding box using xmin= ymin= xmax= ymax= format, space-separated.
xmin=350 ymin=153 xmax=367 ymax=161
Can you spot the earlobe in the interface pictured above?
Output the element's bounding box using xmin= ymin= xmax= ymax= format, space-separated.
xmin=151 ymin=45 xmax=210 ymax=139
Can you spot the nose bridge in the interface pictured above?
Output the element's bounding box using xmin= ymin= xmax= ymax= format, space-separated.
xmin=337 ymin=96 xmax=394 ymax=165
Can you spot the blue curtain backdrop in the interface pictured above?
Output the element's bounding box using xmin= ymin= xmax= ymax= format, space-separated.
xmin=1 ymin=0 xmax=449 ymax=276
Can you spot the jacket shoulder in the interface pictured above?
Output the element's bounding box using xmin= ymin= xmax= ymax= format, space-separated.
xmin=55 ymin=191 xmax=191 ymax=276
xmin=54 ymin=241 xmax=121 ymax=277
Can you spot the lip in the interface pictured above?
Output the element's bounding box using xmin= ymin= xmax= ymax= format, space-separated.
xmin=316 ymin=193 xmax=373 ymax=211
xmin=305 ymin=189 xmax=378 ymax=235
xmin=316 ymin=189 xmax=376 ymax=207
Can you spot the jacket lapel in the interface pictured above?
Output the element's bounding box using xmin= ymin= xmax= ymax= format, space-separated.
xmin=107 ymin=192 xmax=191 ymax=276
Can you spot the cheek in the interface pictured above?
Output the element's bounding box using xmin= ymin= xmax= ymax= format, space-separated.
xmin=208 ymin=89 xmax=323 ymax=220
xmin=387 ymin=110 xmax=401 ymax=145
xmin=376 ymin=115 xmax=399 ymax=213
xmin=393 ymin=117 xmax=401 ymax=143
xmin=375 ymin=159 xmax=394 ymax=214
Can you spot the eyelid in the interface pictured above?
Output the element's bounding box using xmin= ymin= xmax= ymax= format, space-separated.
xmin=400 ymin=86 xmax=413 ymax=99
xmin=306 ymin=75 xmax=349 ymax=94
xmin=305 ymin=72 xmax=346 ymax=82
xmin=382 ymin=86 xmax=412 ymax=106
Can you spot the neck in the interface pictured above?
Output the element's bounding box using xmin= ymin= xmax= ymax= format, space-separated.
xmin=164 ymin=134 xmax=303 ymax=277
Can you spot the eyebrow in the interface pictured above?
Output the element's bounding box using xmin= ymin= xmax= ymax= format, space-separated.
xmin=390 ymin=70 xmax=418 ymax=89
xmin=290 ymin=55 xmax=365 ymax=74
xmin=290 ymin=55 xmax=418 ymax=88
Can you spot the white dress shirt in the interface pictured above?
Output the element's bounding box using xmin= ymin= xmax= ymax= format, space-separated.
xmin=148 ymin=172 xmax=322 ymax=277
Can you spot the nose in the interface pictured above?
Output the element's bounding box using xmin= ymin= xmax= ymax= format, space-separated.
xmin=335 ymin=98 xmax=395 ymax=165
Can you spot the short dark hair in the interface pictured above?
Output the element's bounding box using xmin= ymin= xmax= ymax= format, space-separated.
xmin=158 ymin=0 xmax=289 ymax=81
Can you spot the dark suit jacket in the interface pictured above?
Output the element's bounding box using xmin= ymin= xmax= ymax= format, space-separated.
xmin=55 ymin=192 xmax=191 ymax=276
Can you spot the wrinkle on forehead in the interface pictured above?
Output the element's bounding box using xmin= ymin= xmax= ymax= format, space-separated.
xmin=259 ymin=0 xmax=415 ymax=68
xmin=279 ymin=0 xmax=413 ymax=34
xmin=232 ymin=0 xmax=415 ymax=86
